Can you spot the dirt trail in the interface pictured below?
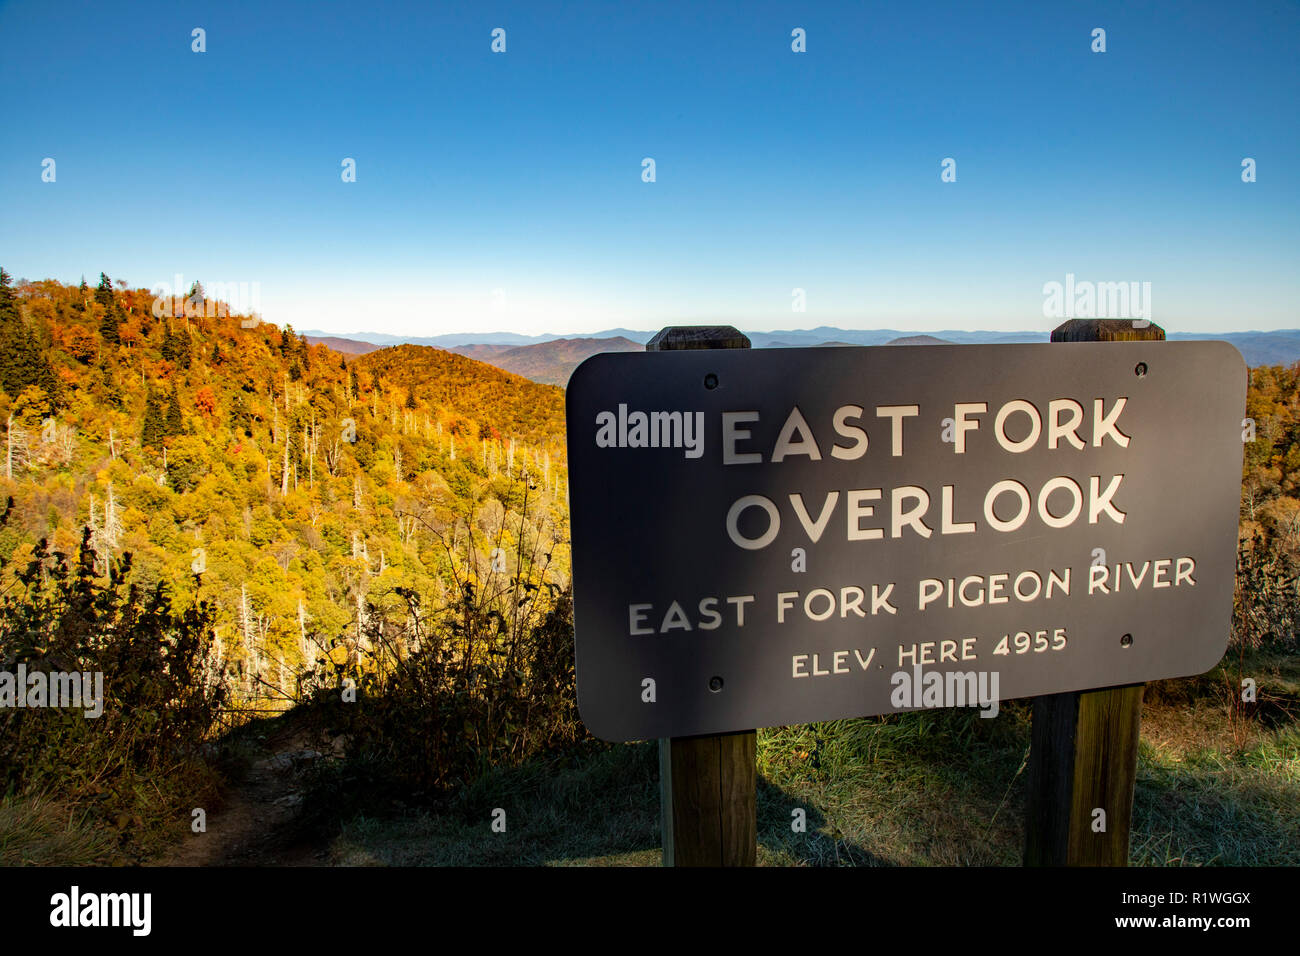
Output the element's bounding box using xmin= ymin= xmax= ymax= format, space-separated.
xmin=155 ymin=720 xmax=334 ymax=867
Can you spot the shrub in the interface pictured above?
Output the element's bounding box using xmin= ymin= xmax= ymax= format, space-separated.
xmin=0 ymin=528 xmax=229 ymax=857
xmin=1233 ymin=532 xmax=1300 ymax=650
xmin=298 ymin=479 xmax=583 ymax=801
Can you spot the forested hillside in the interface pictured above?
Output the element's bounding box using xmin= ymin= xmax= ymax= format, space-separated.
xmin=0 ymin=270 xmax=570 ymax=705
xmin=1243 ymin=363 xmax=1300 ymax=534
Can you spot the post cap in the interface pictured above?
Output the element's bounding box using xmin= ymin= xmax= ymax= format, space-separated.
xmin=647 ymin=326 xmax=751 ymax=351
xmin=1050 ymin=319 xmax=1166 ymax=342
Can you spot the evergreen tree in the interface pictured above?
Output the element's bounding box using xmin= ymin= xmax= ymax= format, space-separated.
xmin=97 ymin=273 xmax=121 ymax=344
xmin=101 ymin=311 xmax=120 ymax=344
xmin=165 ymin=385 xmax=183 ymax=437
xmin=0 ymin=269 xmax=60 ymax=405
xmin=94 ymin=272 xmax=115 ymax=310
xmin=141 ymin=389 xmax=165 ymax=449
xmin=182 ymin=280 xmax=204 ymax=321
xmin=73 ymin=277 xmax=88 ymax=312
xmin=160 ymin=321 xmax=191 ymax=369
xmin=229 ymin=393 xmax=251 ymax=437
xmin=33 ymin=341 xmax=61 ymax=404
xmin=0 ymin=267 xmax=19 ymax=324
xmin=100 ymin=366 xmax=122 ymax=409
xmin=0 ymin=323 xmax=36 ymax=397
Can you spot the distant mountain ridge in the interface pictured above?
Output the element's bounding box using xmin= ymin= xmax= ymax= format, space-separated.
xmin=302 ymin=328 xmax=653 ymax=349
xmin=446 ymin=336 xmax=643 ymax=386
xmin=887 ymin=335 xmax=951 ymax=346
xmin=301 ymin=327 xmax=1300 ymax=370
xmin=303 ymin=335 xmax=380 ymax=357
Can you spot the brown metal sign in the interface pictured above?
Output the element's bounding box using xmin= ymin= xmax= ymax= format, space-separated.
xmin=565 ymin=342 xmax=1246 ymax=742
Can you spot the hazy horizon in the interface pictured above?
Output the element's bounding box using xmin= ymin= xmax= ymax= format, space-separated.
xmin=293 ymin=323 xmax=1300 ymax=342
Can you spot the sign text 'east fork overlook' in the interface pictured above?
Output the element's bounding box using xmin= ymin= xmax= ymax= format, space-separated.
xmin=566 ymin=342 xmax=1246 ymax=742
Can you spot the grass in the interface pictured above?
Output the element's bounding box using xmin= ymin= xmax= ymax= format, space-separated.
xmin=321 ymin=647 xmax=1300 ymax=866
xmin=0 ymin=794 xmax=118 ymax=866
xmin=328 ymin=742 xmax=661 ymax=866
xmin=1129 ymin=650 xmax=1300 ymax=866
xmin=1131 ymin=726 xmax=1300 ymax=865
xmin=754 ymin=706 xmax=1032 ymax=866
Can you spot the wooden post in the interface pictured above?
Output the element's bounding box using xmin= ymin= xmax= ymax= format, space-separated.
xmin=649 ymin=325 xmax=758 ymax=867
xmin=1024 ymin=317 xmax=1164 ymax=866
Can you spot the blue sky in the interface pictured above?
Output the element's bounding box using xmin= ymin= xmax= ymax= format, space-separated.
xmin=2 ymin=0 xmax=1297 ymax=336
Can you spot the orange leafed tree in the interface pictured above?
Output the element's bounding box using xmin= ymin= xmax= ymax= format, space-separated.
xmin=194 ymin=385 xmax=218 ymax=419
